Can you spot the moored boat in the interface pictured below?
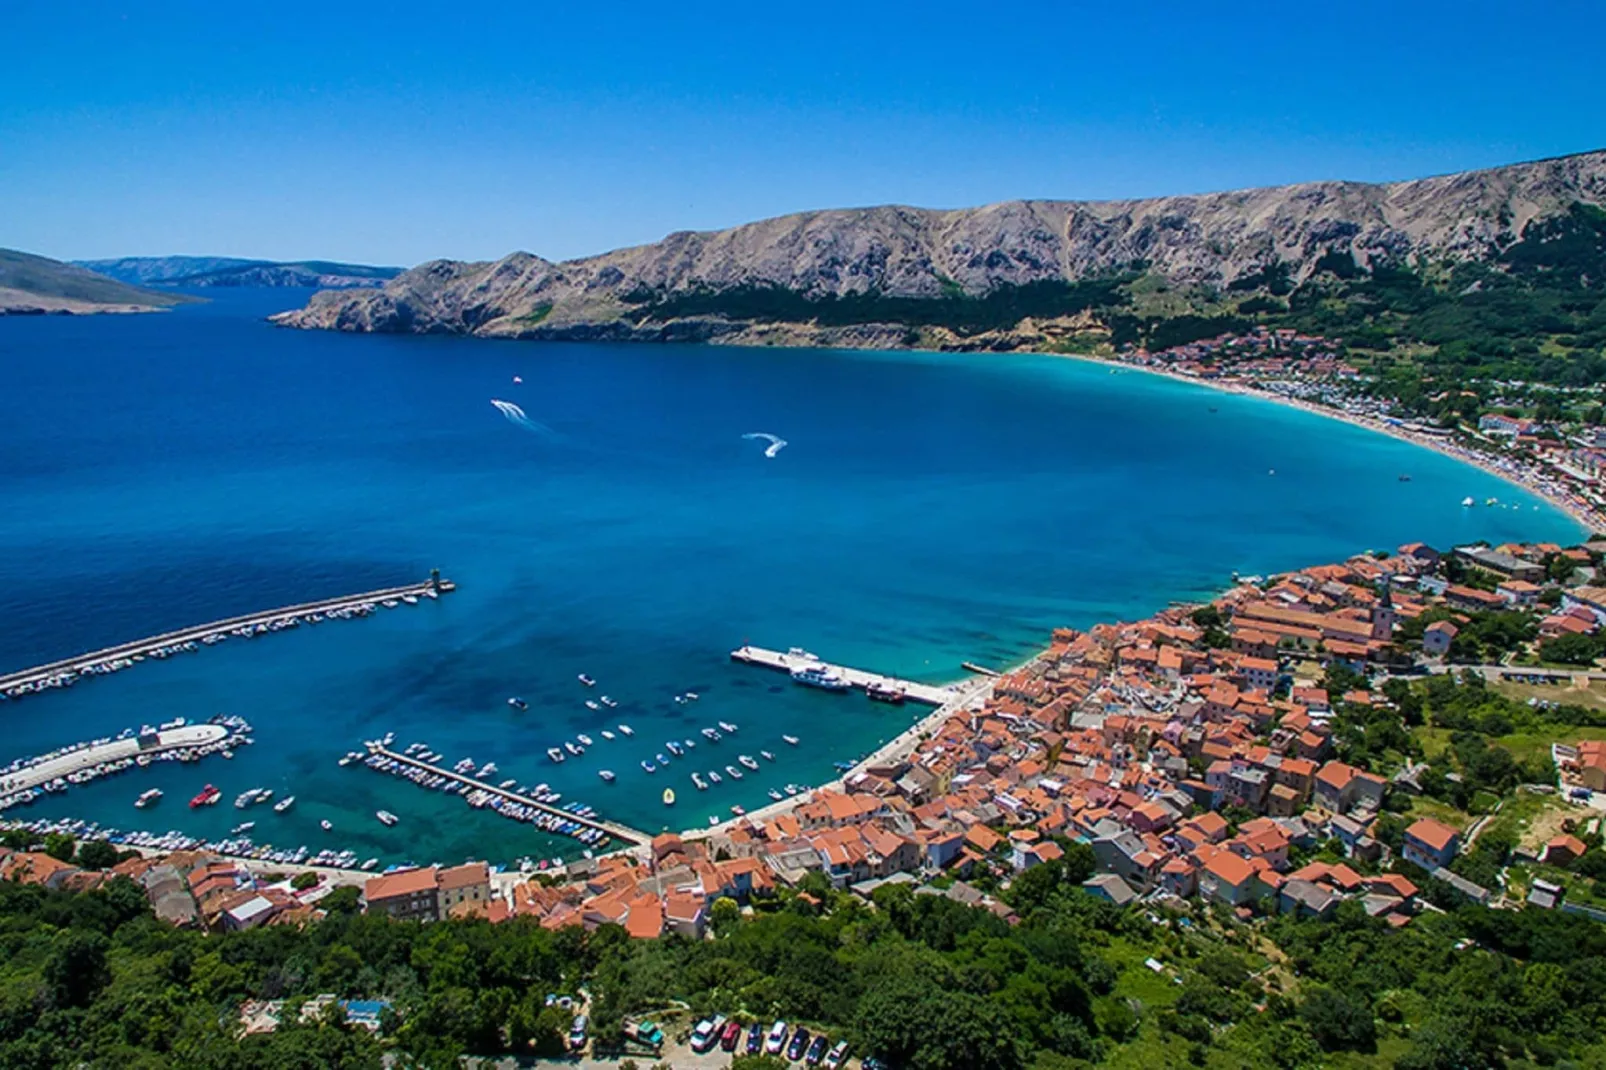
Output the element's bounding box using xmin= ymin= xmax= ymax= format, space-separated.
xmin=135 ymin=788 xmax=162 ymax=809
xmin=739 ymin=755 xmax=759 ymax=771
xmin=782 ymin=735 xmax=799 ymax=745
xmin=547 ymin=747 xmax=565 ymax=763
xmin=273 ymin=795 xmax=295 ymax=813
xmin=719 ymin=721 xmax=738 ymax=733
xmin=662 ymin=788 xmax=676 ymax=806
xmin=190 ymin=784 xmax=221 ymax=808
xmin=618 ymin=724 xmax=634 ymax=736
xmin=599 ymin=769 xmax=616 ymax=783
xmin=376 ymin=810 xmax=399 ymax=826
xmin=791 ymin=665 xmax=851 ymax=691
xmin=507 ymin=696 xmax=527 ymax=710
xmin=578 ymin=674 xmax=596 ymax=687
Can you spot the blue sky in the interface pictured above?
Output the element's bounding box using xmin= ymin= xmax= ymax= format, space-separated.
xmin=3 ymin=1 xmax=1602 ymax=266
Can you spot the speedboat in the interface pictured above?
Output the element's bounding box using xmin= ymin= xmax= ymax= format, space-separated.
xmin=273 ymin=795 xmax=295 ymax=814
xmin=719 ymin=721 xmax=738 ymax=733
xmin=692 ymin=772 xmax=708 ymax=790
xmin=585 ymin=700 xmax=600 ymax=711
xmin=739 ymin=755 xmax=759 ymax=771
xmin=662 ymin=788 xmax=676 ymax=806
xmin=702 ymin=727 xmax=721 ymax=741
xmin=320 ymin=819 xmax=333 ymax=831
xmin=666 ymin=741 xmax=684 ymax=757
xmin=760 ymin=750 xmax=775 ymax=761
xmin=599 ymin=770 xmax=616 ymax=783
xmin=578 ymin=674 xmax=596 ymax=687
xmin=135 ymin=788 xmax=162 ymax=809
xmin=685 ymin=692 xmax=699 ymax=701
xmin=656 ymin=752 xmax=670 ymax=765
xmin=1461 ymin=496 xmax=1476 ymax=507
xmin=730 ymin=804 xmax=745 ymax=816
xmin=601 ymin=730 xmax=615 ymax=740
xmin=725 ymin=764 xmax=743 ymax=780
xmin=708 ymin=770 xmax=722 ymax=784
xmin=564 ymin=741 xmax=583 ymax=757
xmin=768 ymin=788 xmax=783 ymax=801
xmin=618 ymin=724 xmax=634 ymax=736
xmin=782 ymin=735 xmax=799 ymax=746
xmin=708 ymin=816 xmax=719 ymax=826
xmin=376 ymin=810 xmax=399 ymax=827
xmin=600 ymin=696 xmax=618 ymax=708
xmin=641 ymin=760 xmax=656 ymax=774
xmin=683 ymin=738 xmax=696 ymax=749
xmin=547 ymin=747 xmax=565 ymax=763
xmin=577 ymin=734 xmax=594 ymax=746
xmin=784 ymin=784 xmax=799 ymax=796
xmin=507 ymin=697 xmax=527 ymax=710
xmin=232 ymin=822 xmax=255 ymax=835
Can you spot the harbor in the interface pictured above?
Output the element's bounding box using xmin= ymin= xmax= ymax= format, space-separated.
xmin=0 ymin=574 xmax=455 ymax=701
xmin=357 ymin=741 xmax=651 ymax=847
xmin=729 ymin=644 xmax=959 ymax=705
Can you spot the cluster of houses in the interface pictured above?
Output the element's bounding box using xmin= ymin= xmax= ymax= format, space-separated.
xmin=12 ymin=539 xmax=1603 ymax=935
xmin=1123 ymin=327 xmax=1360 ymax=382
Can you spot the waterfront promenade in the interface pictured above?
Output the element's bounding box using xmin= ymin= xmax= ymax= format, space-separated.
xmin=366 ymin=743 xmax=650 ymax=846
xmin=0 ymin=724 xmax=228 ymax=793
xmin=0 ymin=577 xmax=454 ymax=699
xmin=729 ymin=645 xmax=956 ymax=705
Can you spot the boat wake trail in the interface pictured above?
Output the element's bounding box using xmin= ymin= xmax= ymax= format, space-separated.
xmin=490 ymin=399 xmax=560 ymax=441
xmin=742 ymin=432 xmax=787 ymax=459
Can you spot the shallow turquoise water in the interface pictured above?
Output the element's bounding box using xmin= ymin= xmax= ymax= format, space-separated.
xmin=0 ymin=291 xmax=1581 ymax=864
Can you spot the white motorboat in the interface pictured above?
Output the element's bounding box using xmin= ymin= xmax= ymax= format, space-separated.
xmin=376 ymin=810 xmax=399 ymax=827
xmin=719 ymin=721 xmax=738 ymax=733
xmin=548 ymin=747 xmax=565 ymax=763
xmin=599 ymin=770 xmax=616 ymax=783
xmin=739 ymin=755 xmax=759 ymax=771
xmin=618 ymin=724 xmax=634 ymax=736
xmin=320 ymin=819 xmax=333 ymax=831
xmin=601 ymin=730 xmax=616 ymax=740
xmin=782 ymin=735 xmax=799 ymax=745
xmin=273 ymin=795 xmax=295 ymax=814
xmin=577 ymin=734 xmax=594 ymax=746
xmin=578 ymin=674 xmax=596 ymax=687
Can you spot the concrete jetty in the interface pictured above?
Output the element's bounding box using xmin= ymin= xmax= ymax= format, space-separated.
xmin=0 ymin=576 xmax=455 ymax=700
xmin=729 ymin=645 xmax=957 ymax=706
xmin=2 ymin=724 xmax=229 ymax=793
xmin=365 ymin=743 xmax=650 ymax=846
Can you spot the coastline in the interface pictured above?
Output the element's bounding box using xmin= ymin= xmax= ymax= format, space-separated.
xmin=1051 ymin=351 xmax=1603 ymax=537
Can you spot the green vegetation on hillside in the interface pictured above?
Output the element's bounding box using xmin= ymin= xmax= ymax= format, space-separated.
xmin=0 ymin=249 xmax=195 ymax=308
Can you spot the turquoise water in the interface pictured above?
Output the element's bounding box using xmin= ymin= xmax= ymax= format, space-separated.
xmin=0 ymin=290 xmax=1581 ymax=865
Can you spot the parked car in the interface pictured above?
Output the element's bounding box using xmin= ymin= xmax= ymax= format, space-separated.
xmin=765 ymin=1020 xmax=790 ymax=1055
xmin=806 ymin=1034 xmax=830 ymax=1065
xmin=623 ymin=1018 xmax=663 ymax=1049
xmin=787 ymin=1026 xmax=811 ymax=1061
xmin=747 ymin=1021 xmax=765 ymax=1054
xmin=824 ymin=1039 xmax=851 ymax=1069
xmin=690 ymin=1015 xmax=727 ymax=1054
xmin=861 ymin=1058 xmax=888 ymax=1070
xmin=567 ymin=1014 xmax=588 ymax=1052
xmin=720 ymin=1018 xmax=744 ymax=1051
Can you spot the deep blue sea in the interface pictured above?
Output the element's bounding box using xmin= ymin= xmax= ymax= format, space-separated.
xmin=0 ymin=289 xmax=1582 ymax=866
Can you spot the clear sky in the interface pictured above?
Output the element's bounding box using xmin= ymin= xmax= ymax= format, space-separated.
xmin=3 ymin=1 xmax=1603 ymax=267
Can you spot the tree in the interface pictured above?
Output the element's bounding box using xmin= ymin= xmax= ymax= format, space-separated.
xmin=42 ymin=832 xmax=75 ymax=863
xmin=732 ymin=1056 xmax=790 ymax=1070
xmin=74 ymin=839 xmax=119 ymax=870
xmin=1540 ymin=632 xmax=1602 ymax=666
xmin=292 ymin=871 xmax=321 ymax=891
xmin=710 ymin=896 xmax=742 ymax=937
xmin=44 ymin=931 xmax=110 ymax=1008
xmin=1299 ymin=987 xmax=1377 ymax=1052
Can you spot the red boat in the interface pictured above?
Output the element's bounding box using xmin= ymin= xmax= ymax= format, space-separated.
xmin=189 ymin=784 xmax=221 ymax=808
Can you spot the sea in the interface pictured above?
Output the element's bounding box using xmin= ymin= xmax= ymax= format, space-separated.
xmin=0 ymin=289 xmax=1582 ymax=867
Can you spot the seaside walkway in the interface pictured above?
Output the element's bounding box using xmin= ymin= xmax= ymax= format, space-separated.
xmin=365 ymin=744 xmax=650 ymax=847
xmin=729 ymin=645 xmax=958 ymax=706
xmin=2 ymin=725 xmax=228 ymax=793
xmin=0 ymin=577 xmax=455 ymax=699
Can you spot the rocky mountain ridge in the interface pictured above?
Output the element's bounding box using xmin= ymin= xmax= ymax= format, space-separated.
xmin=273 ymin=150 xmax=1606 ymax=344
xmin=0 ymin=249 xmax=197 ymax=315
xmin=81 ymin=256 xmax=402 ymax=289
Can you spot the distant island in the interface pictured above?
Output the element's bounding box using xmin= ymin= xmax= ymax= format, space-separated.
xmin=0 ymin=248 xmax=198 ymax=316
xmin=79 ymin=255 xmax=403 ymax=290
xmin=271 ymin=149 xmax=1606 ymax=386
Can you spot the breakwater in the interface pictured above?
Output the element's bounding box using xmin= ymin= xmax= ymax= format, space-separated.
xmin=0 ymin=577 xmax=455 ymax=701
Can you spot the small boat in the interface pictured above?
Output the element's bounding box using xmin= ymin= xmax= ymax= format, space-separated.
xmin=709 ymin=770 xmax=722 ymax=784
xmin=702 ymin=727 xmax=721 ymax=741
xmin=725 ymin=764 xmax=743 ymax=780
xmin=273 ymin=795 xmax=295 ymax=814
xmin=361 ymin=858 xmax=379 ymax=870
xmin=785 ymin=784 xmax=799 ymax=796
xmin=480 ymin=762 xmax=499 ymax=776
xmin=674 ymin=695 xmax=686 ymax=705
xmin=507 ymin=697 xmax=527 ymax=710
xmin=768 ymin=788 xmax=784 ymax=801
xmin=376 ymin=810 xmax=399 ymax=827
xmin=585 ymin=700 xmax=600 ymax=710
xmin=662 ymin=788 xmax=676 ymax=806
xmin=641 ymin=760 xmax=657 ymax=773
xmin=867 ymin=682 xmax=907 ymax=704
xmin=600 ymin=695 xmax=618 ymax=708
xmin=135 ymin=788 xmax=162 ymax=809
xmin=578 ymin=674 xmax=596 ymax=687
xmin=708 ymin=816 xmax=719 ymax=826
xmin=730 ymin=804 xmax=745 ymax=816
xmin=618 ymin=724 xmax=634 ymax=736
xmin=599 ymin=770 xmax=616 ymax=783
xmin=685 ymin=692 xmax=699 ymax=701
xmin=760 ymin=750 xmax=775 ymax=761
xmin=232 ymin=822 xmax=255 ymax=835
xmin=547 ymin=747 xmax=565 ymax=763
xmin=692 ymin=772 xmax=708 ymax=790
xmin=683 ymin=738 xmax=697 ymax=749
xmin=739 ymin=755 xmax=759 ymax=771
xmin=1398 ymin=474 xmax=1412 ymax=482
xmin=564 ymin=741 xmax=583 ymax=756
xmin=513 ymin=375 xmax=523 ymax=383
xmin=656 ymin=752 xmax=670 ymax=765
xmin=1462 ymin=496 xmax=1476 ymax=507
xmin=719 ymin=721 xmax=738 ymax=733
xmin=577 ymin=734 xmax=594 ymax=746
xmin=666 ymin=741 xmax=684 ymax=757
xmin=190 ymin=784 xmax=220 ymax=808
xmin=601 ymin=730 xmax=616 ymax=740
xmin=320 ymin=819 xmax=333 ymax=831
xmin=782 ymin=735 xmax=799 ymax=746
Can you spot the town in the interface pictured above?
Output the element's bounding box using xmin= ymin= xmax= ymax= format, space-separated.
xmin=11 ymin=533 xmax=1606 ymax=1063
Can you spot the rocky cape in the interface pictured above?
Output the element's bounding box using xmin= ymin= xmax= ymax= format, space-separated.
xmin=273 ymin=150 xmax=1606 ymax=348
xmin=81 ymin=257 xmax=402 ymax=290
xmin=0 ymin=249 xmax=197 ymax=316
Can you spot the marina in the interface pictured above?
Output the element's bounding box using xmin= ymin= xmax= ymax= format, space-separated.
xmin=0 ymin=576 xmax=455 ymax=702
xmin=358 ymin=742 xmax=649 ymax=846
xmin=729 ymin=645 xmax=957 ymax=705
xmin=0 ymin=717 xmax=251 ymax=811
